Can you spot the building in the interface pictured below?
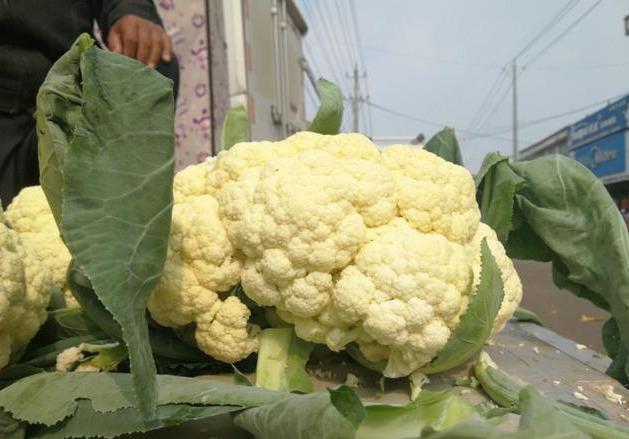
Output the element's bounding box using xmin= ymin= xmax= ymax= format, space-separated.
xmin=518 ymin=127 xmax=569 ymax=160
xmin=224 ymin=0 xmax=309 ymax=142
xmin=519 ymin=94 xmax=629 ymax=209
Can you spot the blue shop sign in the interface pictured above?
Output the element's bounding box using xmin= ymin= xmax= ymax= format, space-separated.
xmin=569 ymin=95 xmax=629 ymax=149
xmin=571 ymin=131 xmax=627 ymax=178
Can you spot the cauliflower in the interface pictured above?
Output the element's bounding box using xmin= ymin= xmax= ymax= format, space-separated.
xmin=146 ymin=168 xmax=257 ymax=364
xmin=0 ymin=207 xmax=52 ymax=369
xmin=55 ymin=346 xmax=84 ymax=372
xmin=5 ymin=186 xmax=76 ymax=307
xmin=212 ymin=132 xmax=522 ymax=377
xmin=380 ymin=146 xmax=480 ymax=243
xmin=145 ymin=132 xmax=521 ymax=375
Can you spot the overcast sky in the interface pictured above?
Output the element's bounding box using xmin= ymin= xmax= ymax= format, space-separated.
xmin=297 ymin=0 xmax=629 ymax=171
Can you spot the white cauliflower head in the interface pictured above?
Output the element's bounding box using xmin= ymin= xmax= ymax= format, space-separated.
xmin=145 ymin=132 xmax=522 ymax=375
xmin=0 ymin=209 xmax=52 ymax=369
xmin=214 ymin=132 xmax=521 ymax=377
xmin=5 ymin=186 xmax=75 ymax=307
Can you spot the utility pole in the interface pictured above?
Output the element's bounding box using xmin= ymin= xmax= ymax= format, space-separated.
xmin=512 ymin=60 xmax=518 ymax=161
xmin=348 ymin=64 xmax=366 ymax=132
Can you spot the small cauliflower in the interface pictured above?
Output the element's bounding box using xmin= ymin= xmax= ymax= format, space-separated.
xmin=5 ymin=186 xmax=76 ymax=307
xmin=55 ymin=346 xmax=84 ymax=372
xmin=0 ymin=207 xmax=52 ymax=369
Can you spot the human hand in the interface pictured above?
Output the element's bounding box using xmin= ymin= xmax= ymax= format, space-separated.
xmin=108 ymin=15 xmax=172 ymax=68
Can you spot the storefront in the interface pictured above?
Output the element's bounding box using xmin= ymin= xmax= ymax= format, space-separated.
xmin=520 ymin=94 xmax=629 ymax=225
xmin=567 ymin=95 xmax=629 ymax=224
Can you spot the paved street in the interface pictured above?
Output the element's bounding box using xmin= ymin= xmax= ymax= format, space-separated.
xmin=515 ymin=260 xmax=609 ymax=353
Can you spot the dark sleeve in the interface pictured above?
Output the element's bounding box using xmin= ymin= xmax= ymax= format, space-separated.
xmin=156 ymin=57 xmax=180 ymax=102
xmin=94 ymin=0 xmax=164 ymax=39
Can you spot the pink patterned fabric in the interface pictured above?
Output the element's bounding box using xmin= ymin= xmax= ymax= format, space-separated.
xmin=156 ymin=0 xmax=229 ymax=170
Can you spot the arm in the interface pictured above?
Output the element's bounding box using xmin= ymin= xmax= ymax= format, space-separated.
xmin=95 ymin=0 xmax=172 ymax=68
xmin=97 ymin=0 xmax=163 ymax=30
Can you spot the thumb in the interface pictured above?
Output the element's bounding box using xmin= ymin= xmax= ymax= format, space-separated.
xmin=108 ymin=29 xmax=122 ymax=53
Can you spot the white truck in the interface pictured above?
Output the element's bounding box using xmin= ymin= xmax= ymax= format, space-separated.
xmin=224 ymin=0 xmax=310 ymax=142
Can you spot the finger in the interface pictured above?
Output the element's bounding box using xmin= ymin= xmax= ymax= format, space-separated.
xmin=122 ymin=24 xmax=139 ymax=59
xmin=108 ymin=29 xmax=123 ymax=53
xmin=161 ymin=33 xmax=173 ymax=63
xmin=147 ymin=30 xmax=163 ymax=68
xmin=136 ymin=25 xmax=152 ymax=65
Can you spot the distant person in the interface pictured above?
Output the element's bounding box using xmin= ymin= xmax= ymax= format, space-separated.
xmin=0 ymin=0 xmax=179 ymax=208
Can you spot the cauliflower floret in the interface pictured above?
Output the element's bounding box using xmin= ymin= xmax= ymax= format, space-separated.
xmin=5 ymin=186 xmax=75 ymax=307
xmin=220 ymin=149 xmax=397 ymax=324
xmin=282 ymin=131 xmax=381 ymax=162
xmin=195 ymin=296 xmax=259 ymax=363
xmin=172 ymin=158 xmax=216 ymax=203
xmin=0 ymin=212 xmax=52 ymax=369
xmin=207 ymin=132 xmax=380 ymax=195
xmin=146 ymin=181 xmax=256 ymax=363
xmin=381 ymin=146 xmax=480 ymax=243
xmin=333 ymin=218 xmax=473 ymax=377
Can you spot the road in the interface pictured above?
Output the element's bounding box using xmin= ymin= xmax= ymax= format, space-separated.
xmin=515 ymin=260 xmax=608 ymax=353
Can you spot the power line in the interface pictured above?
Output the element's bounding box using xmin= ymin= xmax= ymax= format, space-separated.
xmin=299 ymin=1 xmax=346 ymax=90
xmin=513 ymin=0 xmax=581 ymax=59
xmin=348 ymin=0 xmax=372 ymax=136
xmin=298 ymin=0 xmax=373 ymax=136
xmin=334 ymin=0 xmax=361 ymax=65
xmin=366 ymin=101 xmax=448 ymax=128
xmin=466 ymin=70 xmax=509 ymax=132
xmin=330 ymin=0 xmax=358 ymax=71
xmin=331 ymin=0 xmax=372 ymax=136
xmin=522 ymin=0 xmax=603 ymax=68
xmin=475 ymin=83 xmax=513 ymax=133
xmin=312 ymin=0 xmax=354 ymax=88
xmin=354 ymin=44 xmax=503 ymax=69
xmin=467 ymin=1 xmax=582 ymax=145
xmin=312 ymin=35 xmax=503 ymax=70
xmin=349 ymin=0 xmax=366 ymax=69
xmin=465 ymin=92 xmax=628 ymax=140
xmin=366 ymin=100 xmax=525 ymax=143
xmin=530 ymin=62 xmax=629 ymax=70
